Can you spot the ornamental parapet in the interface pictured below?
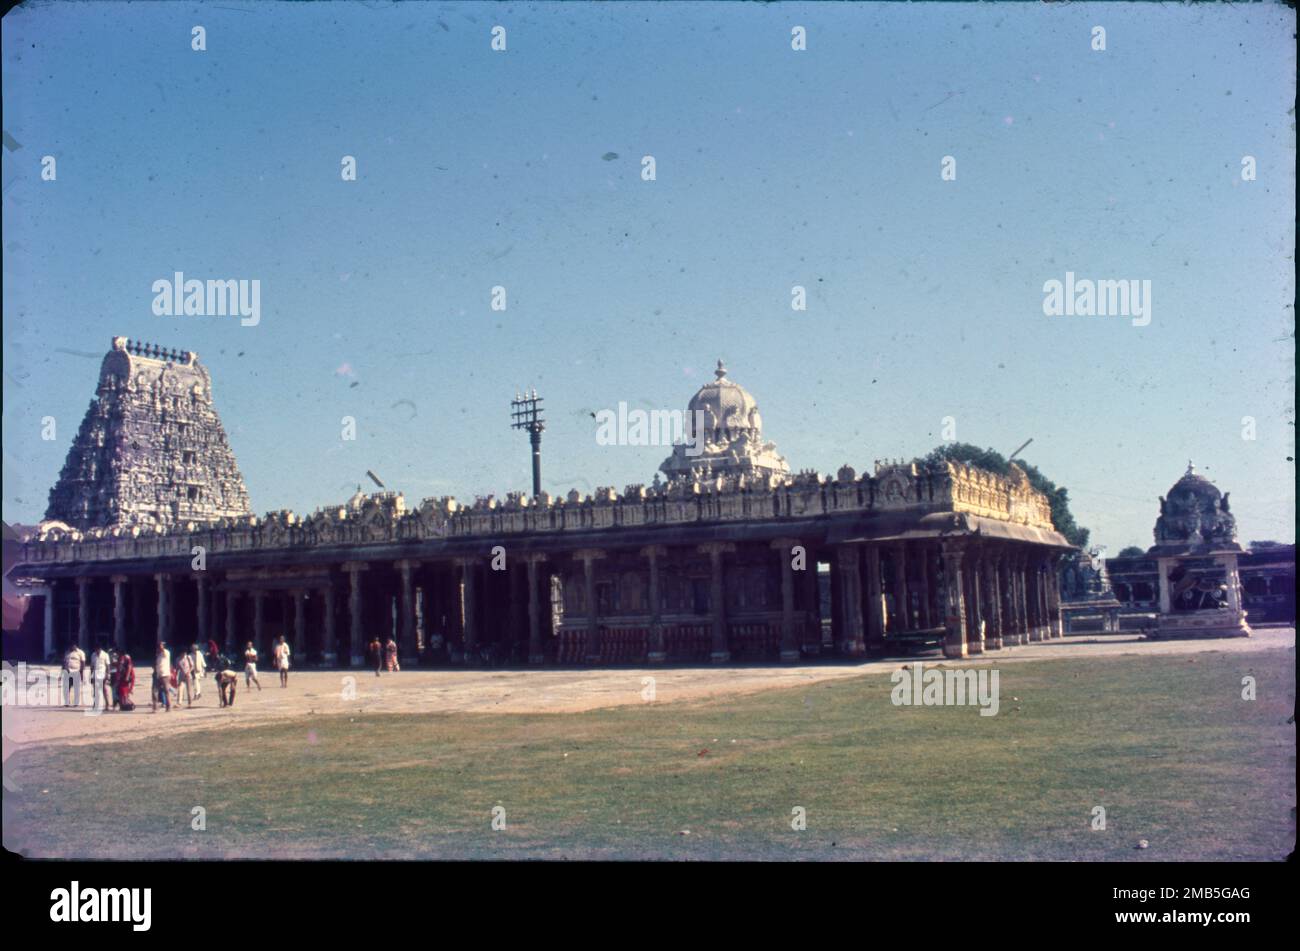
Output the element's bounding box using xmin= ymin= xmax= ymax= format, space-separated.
xmin=15 ymin=458 xmax=1057 ymax=567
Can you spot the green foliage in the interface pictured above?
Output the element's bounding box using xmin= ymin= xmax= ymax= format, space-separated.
xmin=920 ymin=442 xmax=1090 ymax=548
xmin=1117 ymin=546 xmax=1146 ymax=558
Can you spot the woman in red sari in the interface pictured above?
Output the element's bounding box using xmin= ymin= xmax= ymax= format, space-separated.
xmin=116 ymin=654 xmax=136 ymax=710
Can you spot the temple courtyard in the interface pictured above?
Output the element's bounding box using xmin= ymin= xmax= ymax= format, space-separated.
xmin=3 ymin=629 xmax=1294 ymax=860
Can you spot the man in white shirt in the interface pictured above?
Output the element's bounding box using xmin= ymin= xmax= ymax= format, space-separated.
xmin=89 ymin=641 xmax=111 ymax=713
xmin=62 ymin=642 xmax=86 ymax=707
xmin=274 ymin=635 xmax=291 ymax=687
xmin=190 ymin=644 xmax=206 ymax=699
xmin=152 ymin=642 xmax=172 ymax=713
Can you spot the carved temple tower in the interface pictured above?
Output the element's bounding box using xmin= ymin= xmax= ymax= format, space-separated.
xmin=43 ymin=337 xmax=253 ymax=531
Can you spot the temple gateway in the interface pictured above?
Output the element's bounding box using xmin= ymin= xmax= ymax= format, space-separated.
xmin=9 ymin=338 xmax=1074 ymax=666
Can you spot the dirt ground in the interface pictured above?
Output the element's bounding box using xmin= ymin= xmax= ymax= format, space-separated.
xmin=3 ymin=627 xmax=1292 ymax=752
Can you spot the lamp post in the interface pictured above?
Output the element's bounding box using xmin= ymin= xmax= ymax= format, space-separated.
xmin=510 ymin=388 xmax=545 ymax=498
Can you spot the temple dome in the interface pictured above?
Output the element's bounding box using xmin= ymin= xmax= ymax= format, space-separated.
xmin=1152 ymin=462 xmax=1238 ymax=551
xmin=687 ymin=361 xmax=764 ymax=438
xmin=660 ymin=360 xmax=790 ymax=484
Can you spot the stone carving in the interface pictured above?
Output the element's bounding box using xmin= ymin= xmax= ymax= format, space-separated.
xmin=660 ymin=360 xmax=790 ymax=484
xmin=1154 ymin=462 xmax=1237 ymax=547
xmin=43 ymin=337 xmax=252 ymax=532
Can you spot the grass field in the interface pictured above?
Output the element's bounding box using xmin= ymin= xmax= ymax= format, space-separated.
xmin=4 ymin=648 xmax=1294 ymax=860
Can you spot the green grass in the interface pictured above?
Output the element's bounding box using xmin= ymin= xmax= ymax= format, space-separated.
xmin=4 ymin=648 xmax=1294 ymax=860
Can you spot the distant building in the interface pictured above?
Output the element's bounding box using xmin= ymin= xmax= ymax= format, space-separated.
xmin=6 ymin=338 xmax=1073 ymax=665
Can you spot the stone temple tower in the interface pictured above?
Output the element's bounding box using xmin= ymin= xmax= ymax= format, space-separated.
xmin=43 ymin=337 xmax=253 ymax=531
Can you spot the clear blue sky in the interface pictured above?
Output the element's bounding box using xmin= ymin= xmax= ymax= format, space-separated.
xmin=2 ymin=1 xmax=1295 ymax=552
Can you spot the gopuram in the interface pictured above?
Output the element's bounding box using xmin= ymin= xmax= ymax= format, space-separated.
xmin=1145 ymin=463 xmax=1252 ymax=639
xmin=8 ymin=338 xmax=1073 ymax=666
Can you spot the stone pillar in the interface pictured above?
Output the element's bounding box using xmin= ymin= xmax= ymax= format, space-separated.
xmin=154 ymin=573 xmax=172 ymax=646
xmin=195 ymin=575 xmax=209 ymax=650
xmin=698 ymin=542 xmax=736 ymax=663
xmin=76 ymin=577 xmax=91 ymax=648
xmin=1022 ymin=558 xmax=1041 ymax=642
xmin=1045 ymin=555 xmax=1063 ymax=638
xmin=834 ymin=545 xmax=866 ymax=656
xmin=293 ymin=589 xmax=306 ymax=659
xmin=574 ymin=549 xmax=607 ymax=663
xmin=43 ymin=581 xmax=57 ymax=660
xmin=396 ymin=559 xmax=418 ymax=663
xmin=346 ymin=563 xmax=368 ymax=666
xmin=225 ymin=590 xmax=239 ymax=654
xmin=891 ymin=544 xmax=910 ymax=633
xmin=917 ymin=547 xmax=934 ymax=629
xmin=941 ymin=543 xmax=968 ymax=659
xmin=112 ymin=575 xmax=128 ymax=651
xmin=642 ymin=546 xmax=667 ymax=663
xmin=323 ymin=581 xmax=338 ymax=664
xmin=526 ymin=555 xmax=546 ymax=665
xmin=865 ymin=545 xmax=886 ymax=654
xmin=802 ymin=547 xmax=822 ymax=654
xmin=252 ymin=589 xmax=266 ymax=654
xmin=1156 ymin=558 xmax=1172 ymax=614
xmin=982 ymin=555 xmax=1002 ymax=650
xmin=966 ymin=553 xmax=985 ymax=655
xmin=770 ymin=539 xmax=799 ymax=661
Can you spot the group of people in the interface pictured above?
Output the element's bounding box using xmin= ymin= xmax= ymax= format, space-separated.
xmin=59 ymin=633 xmax=297 ymax=713
xmin=368 ymin=636 xmax=401 ymax=676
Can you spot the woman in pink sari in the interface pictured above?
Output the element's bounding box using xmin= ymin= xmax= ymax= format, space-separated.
xmin=116 ymin=654 xmax=136 ymax=710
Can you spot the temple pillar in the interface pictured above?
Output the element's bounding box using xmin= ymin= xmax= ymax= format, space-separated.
xmin=323 ymin=581 xmax=338 ymax=664
xmin=456 ymin=558 xmax=479 ymax=659
xmin=802 ymin=548 xmax=821 ymax=654
xmin=43 ymin=582 xmax=56 ymax=660
xmin=966 ymin=552 xmax=985 ymax=655
xmin=345 ymin=562 xmax=368 ymax=666
xmin=396 ymin=559 xmax=418 ymax=663
xmin=941 ymin=543 xmax=968 ymax=659
xmin=76 ymin=577 xmax=91 ymax=647
xmin=982 ymin=555 xmax=1003 ymax=650
xmin=111 ymin=575 xmax=128 ymax=650
xmin=917 ymin=546 xmax=934 ymax=629
xmin=525 ymin=555 xmax=546 ymax=665
xmin=252 ymin=589 xmax=266 ymax=654
xmin=769 ymin=539 xmax=800 ymax=661
xmin=1046 ymin=555 xmax=1063 ymax=638
xmin=642 ymin=545 xmax=668 ymax=663
xmin=865 ymin=545 xmax=886 ymax=654
xmin=225 ymin=590 xmax=239 ymax=654
xmin=834 ymin=544 xmax=866 ymax=656
xmin=575 ymin=549 xmax=607 ymax=663
xmin=699 ymin=542 xmax=736 ymax=662
xmin=195 ymin=575 xmax=209 ymax=650
xmin=292 ymin=588 xmax=306 ymax=659
xmin=154 ymin=573 xmax=172 ymax=646
xmin=891 ymin=544 xmax=910 ymax=633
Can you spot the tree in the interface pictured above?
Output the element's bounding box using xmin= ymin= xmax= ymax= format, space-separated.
xmin=1117 ymin=546 xmax=1146 ymax=558
xmin=920 ymin=442 xmax=1090 ymax=549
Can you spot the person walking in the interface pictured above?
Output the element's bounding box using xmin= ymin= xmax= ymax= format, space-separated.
xmin=152 ymin=642 xmax=172 ymax=713
xmin=116 ymin=654 xmax=136 ymax=711
xmin=62 ymin=640 xmax=86 ymax=707
xmin=384 ymin=636 xmax=400 ymax=673
xmin=89 ymin=640 xmax=112 ymax=713
xmin=273 ymin=635 xmax=291 ymax=688
xmin=190 ymin=644 xmax=207 ymax=699
xmin=368 ymin=636 xmax=383 ymax=677
xmin=243 ymin=641 xmax=263 ymax=691
xmin=177 ymin=649 xmax=196 ymax=708
xmin=107 ymin=647 xmax=121 ymax=710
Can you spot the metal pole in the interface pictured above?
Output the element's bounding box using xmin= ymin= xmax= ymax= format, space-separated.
xmin=530 ymin=427 xmax=542 ymax=498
